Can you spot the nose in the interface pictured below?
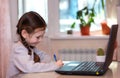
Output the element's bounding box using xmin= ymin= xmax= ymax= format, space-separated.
xmin=38 ymin=37 xmax=43 ymax=42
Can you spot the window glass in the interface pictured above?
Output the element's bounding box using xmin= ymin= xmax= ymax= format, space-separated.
xmin=18 ymin=0 xmax=48 ymax=23
xmin=18 ymin=0 xmax=106 ymax=35
xmin=59 ymin=0 xmax=106 ymax=32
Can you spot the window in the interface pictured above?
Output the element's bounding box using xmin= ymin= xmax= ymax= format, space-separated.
xmin=18 ymin=0 xmax=117 ymax=36
xmin=59 ymin=0 xmax=106 ymax=32
xmin=18 ymin=0 xmax=48 ymax=22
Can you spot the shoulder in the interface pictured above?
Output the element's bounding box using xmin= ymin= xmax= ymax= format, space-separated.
xmin=33 ymin=47 xmax=45 ymax=54
xmin=12 ymin=41 xmax=28 ymax=54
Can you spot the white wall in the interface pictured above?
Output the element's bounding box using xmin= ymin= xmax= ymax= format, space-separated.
xmin=50 ymin=37 xmax=109 ymax=52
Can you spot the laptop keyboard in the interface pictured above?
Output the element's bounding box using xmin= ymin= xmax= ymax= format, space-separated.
xmin=73 ymin=62 xmax=104 ymax=72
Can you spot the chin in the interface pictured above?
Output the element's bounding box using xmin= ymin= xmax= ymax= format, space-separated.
xmin=30 ymin=44 xmax=36 ymax=47
xmin=32 ymin=43 xmax=39 ymax=46
xmin=30 ymin=42 xmax=39 ymax=47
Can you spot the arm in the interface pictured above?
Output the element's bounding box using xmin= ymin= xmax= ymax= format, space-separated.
xmin=33 ymin=48 xmax=52 ymax=62
xmin=34 ymin=48 xmax=64 ymax=67
xmin=13 ymin=46 xmax=59 ymax=73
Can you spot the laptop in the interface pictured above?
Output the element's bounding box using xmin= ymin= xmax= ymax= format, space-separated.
xmin=55 ymin=24 xmax=118 ymax=76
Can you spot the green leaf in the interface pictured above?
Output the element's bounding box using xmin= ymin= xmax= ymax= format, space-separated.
xmin=101 ymin=0 xmax=105 ymax=10
xmin=85 ymin=8 xmax=89 ymax=15
xmin=77 ymin=10 xmax=82 ymax=19
xmin=70 ymin=22 xmax=76 ymax=28
xmin=82 ymin=6 xmax=87 ymax=10
xmin=80 ymin=18 xmax=86 ymax=25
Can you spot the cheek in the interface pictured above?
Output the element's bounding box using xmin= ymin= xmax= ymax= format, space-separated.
xmin=29 ymin=38 xmax=38 ymax=43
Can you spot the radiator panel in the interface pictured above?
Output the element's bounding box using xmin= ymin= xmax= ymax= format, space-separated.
xmin=58 ymin=49 xmax=97 ymax=61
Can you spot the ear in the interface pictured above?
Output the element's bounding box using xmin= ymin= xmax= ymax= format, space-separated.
xmin=21 ymin=30 xmax=29 ymax=39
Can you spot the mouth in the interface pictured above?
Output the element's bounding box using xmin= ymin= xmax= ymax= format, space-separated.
xmin=31 ymin=42 xmax=39 ymax=46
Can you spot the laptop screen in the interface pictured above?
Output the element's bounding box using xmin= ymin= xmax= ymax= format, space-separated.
xmin=103 ymin=24 xmax=118 ymax=70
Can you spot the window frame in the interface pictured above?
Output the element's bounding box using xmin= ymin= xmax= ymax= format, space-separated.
xmin=47 ymin=0 xmax=60 ymax=36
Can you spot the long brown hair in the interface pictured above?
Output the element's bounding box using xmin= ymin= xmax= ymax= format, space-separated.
xmin=16 ymin=11 xmax=47 ymax=62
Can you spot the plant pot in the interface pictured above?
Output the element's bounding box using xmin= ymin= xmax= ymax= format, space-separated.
xmin=100 ymin=21 xmax=110 ymax=35
xmin=96 ymin=56 xmax=106 ymax=62
xmin=80 ymin=25 xmax=90 ymax=35
xmin=67 ymin=30 xmax=73 ymax=35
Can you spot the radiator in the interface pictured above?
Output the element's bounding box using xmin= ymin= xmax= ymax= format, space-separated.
xmin=58 ymin=49 xmax=97 ymax=61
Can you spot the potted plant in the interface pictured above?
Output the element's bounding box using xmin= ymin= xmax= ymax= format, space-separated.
xmin=70 ymin=0 xmax=105 ymax=35
xmin=96 ymin=48 xmax=106 ymax=62
xmin=67 ymin=22 xmax=75 ymax=35
xmin=76 ymin=0 xmax=97 ymax=35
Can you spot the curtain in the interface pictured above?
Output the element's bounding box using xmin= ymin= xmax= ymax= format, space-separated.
xmin=106 ymin=0 xmax=120 ymax=61
xmin=0 ymin=0 xmax=12 ymax=78
xmin=117 ymin=6 xmax=120 ymax=61
xmin=106 ymin=0 xmax=119 ymax=27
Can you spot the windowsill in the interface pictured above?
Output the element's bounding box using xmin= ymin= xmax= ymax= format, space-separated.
xmin=49 ymin=30 xmax=109 ymax=40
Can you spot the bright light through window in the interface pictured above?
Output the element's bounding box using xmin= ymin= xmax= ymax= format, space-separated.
xmin=59 ymin=0 xmax=106 ymax=32
xmin=18 ymin=0 xmax=48 ymax=23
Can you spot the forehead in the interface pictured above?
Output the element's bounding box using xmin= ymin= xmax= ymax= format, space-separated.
xmin=33 ymin=28 xmax=45 ymax=35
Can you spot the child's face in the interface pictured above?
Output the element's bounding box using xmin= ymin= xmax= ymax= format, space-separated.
xmin=26 ymin=28 xmax=45 ymax=47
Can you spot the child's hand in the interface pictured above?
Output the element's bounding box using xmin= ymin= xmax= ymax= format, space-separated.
xmin=55 ymin=60 xmax=64 ymax=67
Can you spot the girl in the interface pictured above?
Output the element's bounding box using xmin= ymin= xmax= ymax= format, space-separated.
xmin=7 ymin=11 xmax=63 ymax=78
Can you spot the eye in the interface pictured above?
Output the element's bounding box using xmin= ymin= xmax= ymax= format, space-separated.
xmin=36 ymin=36 xmax=40 ymax=39
xmin=36 ymin=35 xmax=44 ymax=39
